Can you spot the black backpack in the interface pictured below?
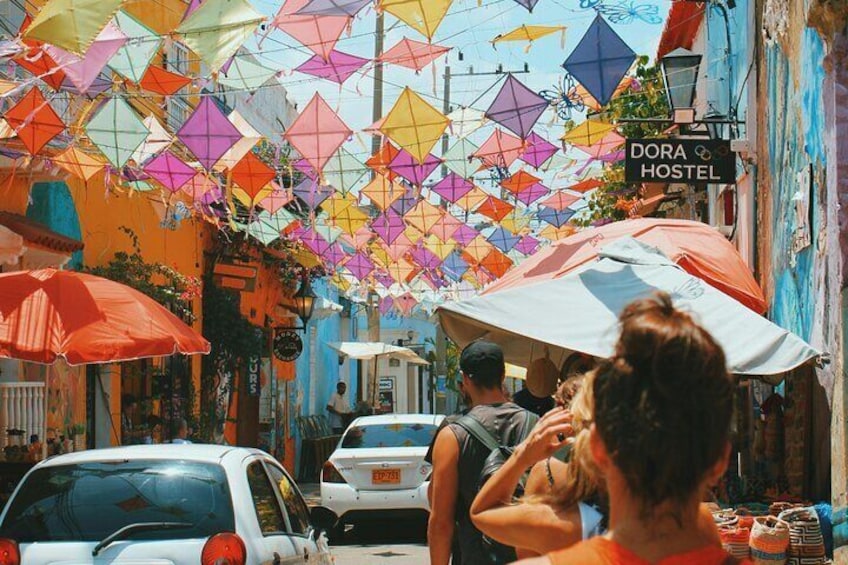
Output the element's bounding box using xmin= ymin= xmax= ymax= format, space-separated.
xmin=455 ymin=410 xmax=538 ymax=563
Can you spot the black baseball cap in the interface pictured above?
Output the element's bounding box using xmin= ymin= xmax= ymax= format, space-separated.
xmin=460 ymin=340 xmax=505 ymax=381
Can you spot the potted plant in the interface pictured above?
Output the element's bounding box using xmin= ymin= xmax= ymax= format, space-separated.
xmin=69 ymin=424 xmax=86 ymax=452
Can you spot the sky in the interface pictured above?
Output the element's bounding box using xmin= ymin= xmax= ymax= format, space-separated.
xmin=247 ymin=0 xmax=673 ymax=137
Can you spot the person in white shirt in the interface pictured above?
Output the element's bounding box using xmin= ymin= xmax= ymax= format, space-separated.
xmin=171 ymin=418 xmax=192 ymax=444
xmin=327 ymin=382 xmax=350 ymax=434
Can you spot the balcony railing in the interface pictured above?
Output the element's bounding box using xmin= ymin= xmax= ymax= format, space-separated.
xmin=0 ymin=382 xmax=46 ymax=449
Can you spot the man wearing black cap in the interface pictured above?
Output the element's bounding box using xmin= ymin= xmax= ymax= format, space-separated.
xmin=428 ymin=340 xmax=536 ymax=565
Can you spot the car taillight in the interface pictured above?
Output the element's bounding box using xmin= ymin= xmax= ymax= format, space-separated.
xmin=201 ymin=532 xmax=246 ymax=565
xmin=322 ymin=461 xmax=346 ymax=483
xmin=0 ymin=539 xmax=19 ymax=565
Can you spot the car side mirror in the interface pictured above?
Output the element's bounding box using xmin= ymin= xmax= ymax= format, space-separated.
xmin=309 ymin=506 xmax=337 ymax=539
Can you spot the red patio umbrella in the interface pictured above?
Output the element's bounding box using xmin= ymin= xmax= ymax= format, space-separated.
xmin=0 ymin=269 xmax=210 ymax=365
xmin=484 ymin=218 xmax=766 ymax=313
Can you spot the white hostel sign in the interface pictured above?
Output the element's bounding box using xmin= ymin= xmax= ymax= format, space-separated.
xmin=625 ymin=139 xmax=736 ymax=184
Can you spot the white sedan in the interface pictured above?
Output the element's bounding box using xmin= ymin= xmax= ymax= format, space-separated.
xmin=0 ymin=445 xmax=333 ymax=565
xmin=319 ymin=413 xmax=444 ymax=538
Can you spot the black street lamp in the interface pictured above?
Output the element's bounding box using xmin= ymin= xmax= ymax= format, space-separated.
xmin=701 ymin=109 xmax=728 ymax=140
xmin=288 ymin=272 xmax=316 ymax=330
xmin=661 ymin=47 xmax=702 ymax=124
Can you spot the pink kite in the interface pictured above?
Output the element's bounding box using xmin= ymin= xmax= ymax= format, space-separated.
xmin=143 ymin=151 xmax=196 ymax=192
xmin=273 ymin=0 xmax=351 ymax=60
xmin=295 ymin=50 xmax=369 ymax=84
xmin=285 ymin=93 xmax=351 ymax=173
xmin=44 ymin=22 xmax=127 ymax=94
xmin=520 ymin=132 xmax=559 ymax=169
xmin=428 ymin=212 xmax=463 ymax=243
xmin=259 ymin=183 xmax=294 ymax=213
xmin=540 ymin=190 xmax=582 ymax=211
xmin=515 ymin=182 xmax=549 ymax=205
xmin=514 ymin=235 xmax=540 ymax=255
xmin=379 ymin=38 xmax=450 ymax=71
xmin=177 ymin=98 xmax=242 ymax=170
xmin=573 ymin=130 xmax=626 ymax=159
xmin=473 ymin=129 xmax=525 ymax=170
xmin=387 ymin=149 xmax=441 ymax=186
xmin=431 ymin=173 xmax=473 ymax=203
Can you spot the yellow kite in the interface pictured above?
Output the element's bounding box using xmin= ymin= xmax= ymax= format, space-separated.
xmin=379 ymin=0 xmax=453 ymax=40
xmin=176 ymin=0 xmax=265 ymax=72
xmin=360 ymin=175 xmax=404 ymax=211
xmin=24 ymin=0 xmax=123 ymax=56
xmin=492 ymin=25 xmax=565 ymax=52
xmin=380 ymin=87 xmax=449 ymax=164
xmin=561 ymin=119 xmax=617 ymax=147
xmin=52 ymin=146 xmax=106 ymax=182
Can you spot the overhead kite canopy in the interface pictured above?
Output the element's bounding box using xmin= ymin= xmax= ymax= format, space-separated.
xmin=379 ymin=38 xmax=451 ymax=71
xmin=521 ymin=132 xmax=559 ymax=168
xmin=4 ymin=88 xmax=65 ymax=155
xmin=176 ymin=0 xmax=264 ymax=72
xmin=295 ymin=50 xmax=369 ymax=84
xmin=297 ymin=0 xmax=372 ymax=17
xmin=379 ymin=0 xmax=453 ymax=40
xmin=473 ymin=129 xmax=525 ymax=170
xmin=144 ymin=151 xmax=196 ymax=193
xmin=132 ymin=115 xmax=172 ymax=166
xmin=563 ymin=14 xmax=636 ymax=107
xmin=447 ymin=108 xmax=487 ymax=139
xmin=486 ymin=74 xmax=549 ymax=139
xmin=218 ymin=55 xmax=278 ymax=92
xmin=85 ymin=96 xmax=149 ymax=168
xmin=284 ymin=93 xmax=352 ymax=173
xmin=177 ymin=97 xmax=242 ymax=170
xmin=443 ymin=138 xmax=479 ymax=179
xmin=24 ymin=0 xmax=123 ymax=56
xmin=108 ymin=11 xmax=163 ymax=83
xmin=380 ymin=87 xmax=449 ymax=164
xmin=231 ymin=152 xmax=276 ymax=202
xmin=273 ymin=0 xmax=351 ymax=60
xmin=492 ymin=25 xmax=565 ymax=51
xmin=52 ymin=147 xmax=106 ymax=181
xmin=139 ymin=65 xmax=192 ymax=96
xmin=387 ymin=150 xmax=441 ymax=186
xmin=44 ymin=21 xmax=127 ymax=94
xmin=561 ymin=119 xmax=617 ymax=146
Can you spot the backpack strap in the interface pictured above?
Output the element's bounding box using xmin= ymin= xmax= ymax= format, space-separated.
xmin=455 ymin=414 xmax=501 ymax=452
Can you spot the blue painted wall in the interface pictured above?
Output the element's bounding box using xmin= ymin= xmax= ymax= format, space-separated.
xmin=25 ymin=181 xmax=83 ymax=268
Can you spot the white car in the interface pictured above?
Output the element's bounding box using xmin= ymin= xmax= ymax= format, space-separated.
xmin=0 ymin=445 xmax=334 ymax=565
xmin=320 ymin=413 xmax=444 ymax=537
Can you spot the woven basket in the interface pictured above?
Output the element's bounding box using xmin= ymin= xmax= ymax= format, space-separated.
xmin=749 ymin=516 xmax=790 ymax=564
xmin=777 ymin=507 xmax=826 ymax=565
xmin=720 ymin=526 xmax=751 ymax=560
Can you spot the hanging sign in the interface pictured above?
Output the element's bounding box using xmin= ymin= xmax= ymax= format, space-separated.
xmin=625 ymin=139 xmax=736 ymax=184
xmin=273 ymin=331 xmax=303 ymax=362
xmin=247 ymin=355 xmax=261 ymax=397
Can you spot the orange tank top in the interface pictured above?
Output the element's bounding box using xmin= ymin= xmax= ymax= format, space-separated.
xmin=547 ymin=537 xmax=752 ymax=565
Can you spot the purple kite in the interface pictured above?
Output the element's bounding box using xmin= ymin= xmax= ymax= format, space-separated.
xmin=345 ymin=252 xmax=375 ymax=280
xmin=451 ymin=224 xmax=479 ymax=246
xmin=521 ymin=132 xmax=559 ymax=168
xmin=485 ymin=74 xmax=549 ymax=139
xmin=293 ymin=178 xmax=333 ymax=209
xmin=389 ymin=186 xmax=418 ymax=216
xmin=410 ymin=245 xmax=442 ymax=271
xmin=387 ymin=149 xmax=442 ymax=186
xmin=563 ymin=15 xmax=636 ymax=107
xmin=295 ymin=50 xmax=369 ymax=84
xmin=143 ymin=151 xmax=195 ymax=192
xmin=514 ymin=234 xmax=540 ymax=255
xmin=294 ymin=227 xmax=331 ymax=255
xmin=177 ymin=98 xmax=242 ymax=170
xmin=372 ymin=208 xmax=406 ymax=245
xmin=431 ymin=173 xmax=473 ymax=203
xmin=515 ymin=182 xmax=550 ymax=205
xmin=322 ymin=242 xmax=348 ymax=266
xmin=296 ymin=0 xmax=371 ymax=17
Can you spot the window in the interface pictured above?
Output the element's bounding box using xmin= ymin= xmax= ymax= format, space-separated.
xmin=0 ymin=460 xmax=235 ymax=543
xmin=164 ymin=42 xmax=191 ymax=131
xmin=341 ymin=423 xmax=438 ymax=449
xmin=246 ymin=461 xmax=287 ymax=535
xmin=265 ymin=464 xmax=310 ymax=535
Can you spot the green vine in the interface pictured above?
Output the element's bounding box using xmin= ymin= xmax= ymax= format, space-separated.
xmin=573 ymin=56 xmax=672 ymax=227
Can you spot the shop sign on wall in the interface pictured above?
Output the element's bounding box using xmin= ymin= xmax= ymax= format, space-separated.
xmin=273 ymin=331 xmax=303 ymax=362
xmin=625 ymin=139 xmax=736 ymax=184
xmin=247 ymin=355 xmax=261 ymax=397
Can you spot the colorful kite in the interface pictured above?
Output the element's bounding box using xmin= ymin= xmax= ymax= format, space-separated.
xmin=273 ymin=0 xmax=351 ymax=60
xmin=109 ymin=11 xmax=163 ymax=83
xmin=520 ymin=132 xmax=559 ymax=168
xmin=540 ymin=190 xmax=582 ymax=211
xmin=379 ymin=0 xmax=453 ymax=40
xmin=563 ymin=14 xmax=636 ymax=107
xmin=486 ymin=74 xmax=549 ymax=140
xmin=231 ymin=152 xmax=276 ymax=202
xmin=561 ymin=119 xmax=618 ymax=146
xmin=492 ymin=25 xmax=565 ymax=51
xmin=380 ymin=87 xmax=449 ymax=164
xmin=139 ymin=66 xmax=192 ymax=96
xmin=361 ymin=175 xmax=404 ymax=210
xmin=501 ymin=170 xmax=541 ymax=194
xmin=176 ymin=0 xmax=264 ymax=72
xmin=218 ymin=55 xmax=279 ymax=92
xmin=143 ymin=151 xmax=197 ymax=193
xmin=474 ymin=195 xmax=515 ymax=222
xmin=443 ymin=138 xmax=478 ymax=179
xmin=373 ymin=209 xmax=406 ymax=244
xmin=295 ymin=50 xmax=369 ymax=84
xmin=43 ymin=21 xmax=127 ymax=94
xmin=447 ymin=107 xmax=487 ymax=139
xmin=297 ymin=0 xmax=372 ymax=17
xmin=177 ymin=97 xmax=243 ymax=170
xmin=431 ymin=173 xmax=473 ymax=203
xmin=473 ymin=129 xmax=525 ymax=170
xmin=4 ymin=88 xmax=65 ymax=155
xmin=51 ymin=146 xmax=105 ymax=181
xmin=284 ymin=93 xmax=352 ymax=173
xmin=85 ymin=96 xmax=150 ymax=168
xmin=514 ymin=182 xmax=549 ymax=205
xmin=387 ymin=150 xmax=441 ymax=186
xmin=24 ymin=0 xmax=123 ymax=56
xmin=379 ymin=38 xmax=451 ymax=71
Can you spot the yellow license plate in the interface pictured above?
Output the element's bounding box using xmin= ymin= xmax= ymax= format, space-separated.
xmin=372 ymin=469 xmax=401 ymax=484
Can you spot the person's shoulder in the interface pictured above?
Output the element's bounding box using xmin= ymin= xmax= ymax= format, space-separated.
xmin=547 ymin=537 xmax=612 ymax=564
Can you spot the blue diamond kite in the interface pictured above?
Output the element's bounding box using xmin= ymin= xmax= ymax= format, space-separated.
xmin=562 ymin=14 xmax=636 ymax=107
xmin=486 ymin=227 xmax=522 ymax=253
xmin=538 ymin=206 xmax=576 ymax=228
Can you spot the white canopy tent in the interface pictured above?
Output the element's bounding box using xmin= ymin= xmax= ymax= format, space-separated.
xmin=327 ymin=341 xmax=430 ymax=365
xmin=437 ymin=239 xmax=820 ymax=377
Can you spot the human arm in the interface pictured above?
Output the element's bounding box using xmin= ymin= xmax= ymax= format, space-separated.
xmin=512 ymin=556 xmax=553 ymax=565
xmin=427 ymin=427 xmax=460 ymax=565
xmin=471 ymin=410 xmax=580 ymax=554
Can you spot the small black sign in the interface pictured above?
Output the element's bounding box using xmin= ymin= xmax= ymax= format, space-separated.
xmin=625 ymin=139 xmax=736 ymax=184
xmin=273 ymin=331 xmax=303 ymax=362
xmin=247 ymin=356 xmax=261 ymax=397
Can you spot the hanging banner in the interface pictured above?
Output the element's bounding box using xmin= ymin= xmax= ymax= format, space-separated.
xmin=625 ymin=139 xmax=736 ymax=184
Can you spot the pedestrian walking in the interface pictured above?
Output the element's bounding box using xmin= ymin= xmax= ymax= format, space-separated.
xmin=515 ymin=292 xmax=748 ymax=564
xmin=326 ymin=381 xmax=350 ymax=435
xmin=427 ymin=340 xmax=536 ymax=565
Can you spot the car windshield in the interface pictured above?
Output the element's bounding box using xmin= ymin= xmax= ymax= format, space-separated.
xmin=341 ymin=422 xmax=438 ymax=449
xmin=0 ymin=460 xmax=235 ymax=543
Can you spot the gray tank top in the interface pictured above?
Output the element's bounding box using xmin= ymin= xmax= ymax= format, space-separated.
xmin=448 ymin=402 xmax=534 ymax=565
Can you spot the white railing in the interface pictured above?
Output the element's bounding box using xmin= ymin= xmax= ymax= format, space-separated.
xmin=0 ymin=382 xmax=46 ymax=449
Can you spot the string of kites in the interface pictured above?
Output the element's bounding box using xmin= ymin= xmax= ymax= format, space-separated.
xmin=0 ymin=0 xmax=644 ymax=315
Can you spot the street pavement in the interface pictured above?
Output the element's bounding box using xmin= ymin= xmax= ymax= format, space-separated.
xmin=301 ymin=483 xmax=429 ymax=564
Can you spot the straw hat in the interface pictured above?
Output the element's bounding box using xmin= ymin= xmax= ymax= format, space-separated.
xmin=526 ymin=354 xmax=558 ymax=397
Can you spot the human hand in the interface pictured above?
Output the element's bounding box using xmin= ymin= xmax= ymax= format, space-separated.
xmin=515 ymin=408 xmax=574 ymax=468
